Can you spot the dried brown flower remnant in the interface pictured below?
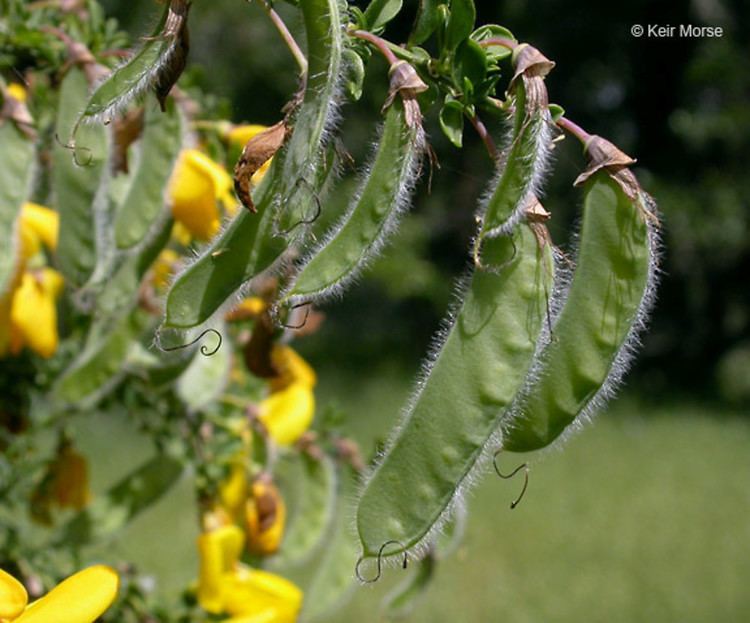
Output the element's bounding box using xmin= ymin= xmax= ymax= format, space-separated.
xmin=234 ymin=120 xmax=290 ymax=212
xmin=574 ymin=135 xmax=640 ymax=200
xmin=511 ymin=43 xmax=556 ymax=83
xmin=153 ymin=0 xmax=192 ymax=112
xmin=384 ymin=60 xmax=428 ymax=129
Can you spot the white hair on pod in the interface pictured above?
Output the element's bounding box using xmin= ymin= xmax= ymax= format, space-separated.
xmin=281 ymin=120 xmax=425 ymax=309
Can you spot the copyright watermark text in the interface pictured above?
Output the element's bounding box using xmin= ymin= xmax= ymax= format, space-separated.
xmin=631 ymin=24 xmax=724 ymax=38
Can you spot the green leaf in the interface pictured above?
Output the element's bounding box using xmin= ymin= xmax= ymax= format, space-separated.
xmin=363 ymin=0 xmax=403 ymax=31
xmin=549 ymin=103 xmax=565 ymax=123
xmin=439 ymin=97 xmax=464 ymax=147
xmin=0 ymin=122 xmax=34 ymax=296
xmin=452 ymin=38 xmax=487 ymax=89
xmin=470 ymin=24 xmax=516 ymax=64
xmin=114 ymin=99 xmax=182 ymax=249
xmin=409 ymin=0 xmax=444 ymax=45
xmin=57 ymin=454 xmax=183 ymax=547
xmin=53 ymin=68 xmax=109 ymax=289
xmin=445 ymin=0 xmax=475 ymax=51
xmin=342 ymin=48 xmax=366 ymax=102
xmin=74 ymin=1 xmax=172 ymax=124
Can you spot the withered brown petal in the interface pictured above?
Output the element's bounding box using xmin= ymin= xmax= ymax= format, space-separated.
xmin=512 ymin=44 xmax=556 ymax=83
xmin=233 ymin=120 xmax=289 ymax=213
xmin=153 ymin=0 xmax=192 ymax=112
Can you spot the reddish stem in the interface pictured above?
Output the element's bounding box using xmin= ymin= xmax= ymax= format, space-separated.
xmin=556 ymin=116 xmax=593 ymax=145
xmin=351 ymin=30 xmax=399 ymax=65
xmin=479 ymin=37 xmax=518 ymax=51
xmin=468 ymin=113 xmax=499 ymax=161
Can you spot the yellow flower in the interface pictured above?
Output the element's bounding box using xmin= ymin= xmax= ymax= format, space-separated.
xmin=150 ymin=248 xmax=180 ymax=290
xmin=197 ymin=523 xmax=302 ymax=621
xmin=257 ymin=383 xmax=315 ymax=447
xmin=6 ymin=83 xmax=27 ymax=102
xmin=269 ymin=345 xmax=317 ymax=392
xmin=9 ymin=268 xmax=64 ymax=358
xmin=1 ymin=204 xmax=59 ymax=358
xmin=219 ymin=461 xmax=250 ymax=523
xmin=0 ymin=565 xmax=119 ymax=623
xmin=244 ymin=474 xmax=286 ymax=556
xmin=169 ymin=149 xmax=236 ymax=241
xmin=19 ymin=203 xmax=58 ymax=260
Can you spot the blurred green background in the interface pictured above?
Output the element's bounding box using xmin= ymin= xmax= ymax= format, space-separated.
xmin=89 ymin=0 xmax=750 ymax=620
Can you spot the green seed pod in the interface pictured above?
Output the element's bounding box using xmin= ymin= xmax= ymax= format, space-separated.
xmin=300 ymin=475 xmax=359 ymax=623
xmin=281 ymin=98 xmax=423 ymax=308
xmin=52 ymin=67 xmax=109 ymax=289
xmin=160 ymin=0 xmax=345 ymax=338
xmin=73 ymin=0 xmax=190 ymax=126
xmin=474 ymin=73 xmax=552 ymax=260
xmin=501 ymin=157 xmax=659 ymax=452
xmin=114 ymin=99 xmax=183 ymax=250
xmin=356 ymin=208 xmax=555 ymax=563
xmin=0 ymin=120 xmax=35 ymax=296
xmin=271 ymin=454 xmax=337 ymax=569
xmin=273 ymin=0 xmax=347 ymax=237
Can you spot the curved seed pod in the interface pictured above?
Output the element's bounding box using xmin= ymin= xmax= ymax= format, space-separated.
xmin=273 ymin=0 xmax=346 ymax=236
xmin=52 ymin=67 xmax=109 ymax=289
xmin=300 ymin=477 xmax=359 ymax=623
xmin=52 ymin=218 xmax=173 ymax=406
xmin=73 ymin=0 xmax=190 ymax=127
xmin=114 ymin=99 xmax=183 ymax=250
xmin=474 ymin=48 xmax=553 ymax=260
xmin=356 ymin=211 xmax=555 ymax=562
xmin=281 ymin=98 xmax=423 ymax=307
xmin=0 ymin=120 xmax=35 ymax=296
xmin=270 ymin=454 xmax=337 ymax=569
xmin=502 ymin=149 xmax=658 ymax=452
xmin=159 ymin=0 xmax=345 ymax=336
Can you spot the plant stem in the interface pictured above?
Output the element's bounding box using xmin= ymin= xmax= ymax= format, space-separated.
xmin=257 ymin=0 xmax=308 ymax=76
xmin=468 ymin=113 xmax=499 ymax=161
xmin=351 ymin=30 xmax=399 ymax=65
xmin=556 ymin=116 xmax=592 ymax=144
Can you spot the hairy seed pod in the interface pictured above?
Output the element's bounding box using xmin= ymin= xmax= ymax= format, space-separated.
xmin=501 ymin=160 xmax=659 ymax=452
xmin=281 ymin=97 xmax=423 ymax=308
xmin=356 ymin=203 xmax=555 ymax=562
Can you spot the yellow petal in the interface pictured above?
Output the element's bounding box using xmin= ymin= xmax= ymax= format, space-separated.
xmin=245 ymin=477 xmax=286 ymax=556
xmin=221 ymin=610 xmax=280 ymax=623
xmin=197 ymin=524 xmax=245 ymax=614
xmin=226 ymin=124 xmax=268 ymax=147
xmin=0 ymin=568 xmax=28 ymax=619
xmin=151 ymin=248 xmax=180 ymax=290
xmin=258 ymin=384 xmax=315 ymax=446
xmin=10 ymin=271 xmax=60 ymax=358
xmin=21 ymin=203 xmax=58 ymax=252
xmin=218 ymin=460 xmax=249 ymax=522
xmin=269 ymin=346 xmax=316 ymax=392
xmin=169 ymin=150 xmax=226 ymax=240
xmin=221 ymin=566 xmax=302 ymax=620
xmin=7 ymin=83 xmax=27 ymax=102
xmin=14 ymin=565 xmax=119 ymax=623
